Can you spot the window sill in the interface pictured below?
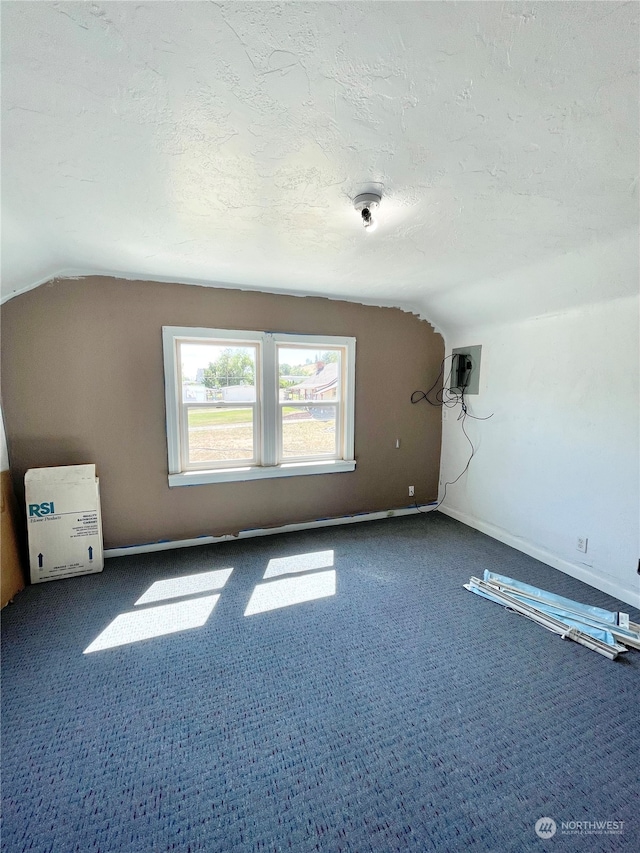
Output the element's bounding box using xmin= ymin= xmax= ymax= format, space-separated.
xmin=168 ymin=459 xmax=356 ymax=487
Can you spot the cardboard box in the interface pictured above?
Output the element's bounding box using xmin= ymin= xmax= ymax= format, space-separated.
xmin=25 ymin=465 xmax=104 ymax=583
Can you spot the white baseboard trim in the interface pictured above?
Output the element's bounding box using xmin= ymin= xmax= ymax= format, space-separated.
xmin=439 ymin=505 xmax=640 ymax=609
xmin=104 ymin=504 xmax=436 ymax=559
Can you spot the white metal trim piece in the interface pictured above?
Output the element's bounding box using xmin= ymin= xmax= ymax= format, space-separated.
xmin=467 ymin=577 xmax=621 ymax=660
xmin=482 ymin=576 xmax=640 ymax=645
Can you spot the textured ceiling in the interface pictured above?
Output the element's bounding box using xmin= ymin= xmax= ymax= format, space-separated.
xmin=2 ymin=1 xmax=638 ymax=330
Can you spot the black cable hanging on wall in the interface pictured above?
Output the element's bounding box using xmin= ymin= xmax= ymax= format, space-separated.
xmin=411 ymin=354 xmax=493 ymax=513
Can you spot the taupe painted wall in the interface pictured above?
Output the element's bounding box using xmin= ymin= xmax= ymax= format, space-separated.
xmin=1 ymin=277 xmax=443 ymax=549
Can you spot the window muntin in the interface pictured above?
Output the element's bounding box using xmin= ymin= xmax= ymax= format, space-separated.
xmin=163 ymin=328 xmax=356 ymax=484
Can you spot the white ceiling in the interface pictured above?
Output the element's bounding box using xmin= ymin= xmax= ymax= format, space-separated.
xmin=2 ymin=1 xmax=638 ymax=330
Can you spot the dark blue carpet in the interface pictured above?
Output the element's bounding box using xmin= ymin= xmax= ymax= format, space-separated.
xmin=2 ymin=513 xmax=639 ymax=852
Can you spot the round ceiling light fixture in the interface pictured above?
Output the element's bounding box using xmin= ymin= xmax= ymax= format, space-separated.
xmin=353 ymin=192 xmax=381 ymax=233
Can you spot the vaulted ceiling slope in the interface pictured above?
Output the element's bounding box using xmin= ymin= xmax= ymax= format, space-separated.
xmin=2 ymin=1 xmax=638 ymax=330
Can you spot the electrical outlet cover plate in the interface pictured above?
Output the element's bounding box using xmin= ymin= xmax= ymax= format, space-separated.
xmin=577 ymin=537 xmax=588 ymax=553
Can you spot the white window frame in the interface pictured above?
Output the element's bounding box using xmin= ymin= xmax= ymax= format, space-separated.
xmin=163 ymin=327 xmax=356 ymax=487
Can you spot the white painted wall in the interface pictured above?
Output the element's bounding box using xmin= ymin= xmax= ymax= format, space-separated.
xmin=439 ymin=294 xmax=640 ymax=607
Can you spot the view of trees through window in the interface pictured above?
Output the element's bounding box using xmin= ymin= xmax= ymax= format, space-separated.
xmin=202 ymin=348 xmax=254 ymax=388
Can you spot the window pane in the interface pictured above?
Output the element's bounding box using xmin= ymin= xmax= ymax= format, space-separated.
xmin=278 ymin=347 xmax=341 ymax=403
xmin=187 ymin=407 xmax=255 ymax=464
xmin=181 ymin=342 xmax=256 ymax=404
xmin=281 ymin=406 xmax=337 ymax=458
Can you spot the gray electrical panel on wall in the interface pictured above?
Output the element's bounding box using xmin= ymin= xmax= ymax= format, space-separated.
xmin=450 ymin=345 xmax=482 ymax=395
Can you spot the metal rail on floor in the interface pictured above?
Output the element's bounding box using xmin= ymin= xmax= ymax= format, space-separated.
xmin=466 ymin=577 xmax=625 ymax=660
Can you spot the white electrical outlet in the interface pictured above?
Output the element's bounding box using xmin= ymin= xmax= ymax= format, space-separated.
xmin=409 ymin=486 xmax=415 ymax=497
xmin=576 ymin=537 xmax=588 ymax=553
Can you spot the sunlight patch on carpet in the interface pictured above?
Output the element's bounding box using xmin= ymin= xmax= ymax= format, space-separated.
xmin=263 ymin=550 xmax=334 ymax=579
xmin=244 ymin=570 xmax=336 ymax=616
xmin=134 ymin=568 xmax=233 ymax=605
xmin=83 ymin=595 xmax=219 ymax=653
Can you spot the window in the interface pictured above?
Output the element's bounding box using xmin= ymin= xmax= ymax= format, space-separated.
xmin=162 ymin=327 xmax=356 ymax=486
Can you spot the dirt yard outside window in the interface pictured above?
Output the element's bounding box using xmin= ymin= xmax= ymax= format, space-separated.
xmin=188 ymin=408 xmax=336 ymax=463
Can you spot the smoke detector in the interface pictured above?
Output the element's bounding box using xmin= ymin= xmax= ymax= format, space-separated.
xmin=353 ymin=192 xmax=381 ymax=232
